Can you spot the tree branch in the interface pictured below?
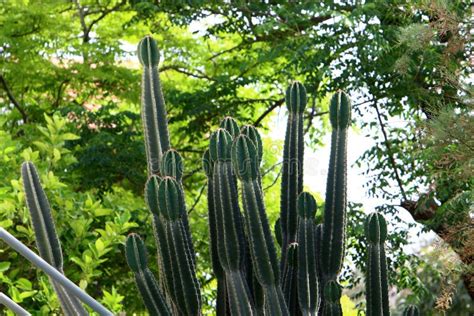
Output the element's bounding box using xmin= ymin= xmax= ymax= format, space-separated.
xmin=254 ymin=98 xmax=284 ymax=127
xmin=0 ymin=74 xmax=28 ymax=123
xmin=373 ymin=100 xmax=408 ymax=201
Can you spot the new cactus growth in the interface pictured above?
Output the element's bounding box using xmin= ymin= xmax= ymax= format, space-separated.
xmin=322 ymin=281 xmax=342 ymax=316
xmin=232 ymin=134 xmax=289 ymax=315
xmin=21 ymin=162 xmax=87 ymax=315
xmin=125 ymin=234 xmax=171 ymax=315
xmin=402 ymin=305 xmax=420 ymax=316
xmin=365 ymin=212 xmax=389 ymax=316
xmin=297 ymin=192 xmax=319 ymax=315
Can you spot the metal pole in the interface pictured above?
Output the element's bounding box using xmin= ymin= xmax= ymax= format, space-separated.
xmin=0 ymin=292 xmax=31 ymax=315
xmin=0 ymin=228 xmax=113 ymax=316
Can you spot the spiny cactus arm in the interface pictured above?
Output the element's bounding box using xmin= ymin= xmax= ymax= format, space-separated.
xmin=240 ymin=125 xmax=263 ymax=164
xmin=322 ymin=281 xmax=342 ymax=316
xmin=138 ymin=36 xmax=171 ymax=174
xmin=365 ymin=212 xmax=389 ymax=316
xmin=209 ymin=129 xmax=255 ymax=315
xmin=402 ymin=305 xmax=420 ymax=316
xmin=280 ymin=81 xmax=307 ymax=250
xmin=21 ymin=162 xmax=87 ymax=315
xmin=160 ymin=149 xmax=183 ymax=181
xmin=297 ymin=192 xmax=319 ymax=315
xmin=321 ymin=91 xmax=351 ymax=280
xmin=232 ymin=135 xmax=289 ymax=315
xmin=125 ymin=234 xmax=171 ymax=315
xmin=281 ymin=243 xmax=299 ymax=315
xmin=157 ymin=177 xmax=202 ymax=316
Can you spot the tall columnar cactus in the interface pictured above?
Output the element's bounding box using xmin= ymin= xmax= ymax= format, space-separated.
xmin=280 ymin=81 xmax=306 ymax=257
xmin=208 ymin=128 xmax=254 ymax=315
xmin=322 ymin=281 xmax=342 ymax=316
xmin=138 ymin=35 xmax=171 ymax=175
xmin=297 ymin=192 xmax=319 ymax=315
xmin=365 ymin=212 xmax=389 ymax=316
xmin=125 ymin=234 xmax=171 ymax=315
xmin=402 ymin=305 xmax=420 ymax=316
xmin=320 ymin=91 xmax=351 ymax=284
xmin=145 ymin=177 xmax=201 ymax=315
xmin=21 ymin=162 xmax=87 ymax=315
xmin=232 ymin=134 xmax=289 ymax=315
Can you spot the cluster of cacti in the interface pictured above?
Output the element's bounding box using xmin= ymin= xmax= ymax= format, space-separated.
xmin=11 ymin=35 xmax=423 ymax=315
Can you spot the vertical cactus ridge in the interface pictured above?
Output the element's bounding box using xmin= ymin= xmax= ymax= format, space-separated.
xmin=241 ymin=125 xmax=263 ymax=164
xmin=21 ymin=162 xmax=87 ymax=315
xmin=232 ymin=135 xmax=288 ymax=315
xmin=365 ymin=212 xmax=389 ymax=316
xmin=320 ymin=92 xmax=351 ymax=281
xmin=402 ymin=305 xmax=420 ymax=316
xmin=160 ymin=149 xmax=183 ymax=181
xmin=280 ymin=81 xmax=306 ymax=262
xmin=220 ymin=116 xmax=240 ymax=139
xmin=297 ymin=192 xmax=319 ymax=315
xmin=139 ymin=35 xmax=171 ymax=175
xmin=210 ymin=129 xmax=233 ymax=161
xmin=322 ymin=281 xmax=342 ymax=316
xmin=281 ymin=243 xmax=299 ymax=315
xmin=125 ymin=234 xmax=171 ymax=315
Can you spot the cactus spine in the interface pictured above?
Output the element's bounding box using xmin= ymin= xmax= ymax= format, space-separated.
xmin=209 ymin=128 xmax=254 ymax=315
xmin=138 ymin=35 xmax=171 ymax=175
xmin=402 ymin=305 xmax=420 ymax=316
xmin=21 ymin=162 xmax=87 ymax=315
xmin=365 ymin=212 xmax=389 ymax=316
xmin=232 ymin=134 xmax=289 ymax=315
xmin=297 ymin=192 xmax=319 ymax=315
xmin=125 ymin=234 xmax=171 ymax=315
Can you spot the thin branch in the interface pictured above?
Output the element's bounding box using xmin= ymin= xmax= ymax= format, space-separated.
xmin=254 ymin=98 xmax=285 ymax=127
xmin=373 ymin=100 xmax=408 ymax=201
xmin=53 ymin=79 xmax=70 ymax=108
xmin=188 ymin=184 xmax=207 ymax=215
xmin=0 ymin=74 xmax=28 ymax=123
xmin=160 ymin=65 xmax=216 ymax=81
xmin=263 ymin=166 xmax=283 ymax=191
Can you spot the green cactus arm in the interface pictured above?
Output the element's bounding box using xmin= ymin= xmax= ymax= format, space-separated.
xmin=21 ymin=162 xmax=87 ymax=315
xmin=280 ymin=81 xmax=307 ymax=249
xmin=160 ymin=149 xmax=183 ymax=181
xmin=320 ymin=91 xmax=351 ymax=281
xmin=125 ymin=234 xmax=171 ymax=316
xmin=365 ymin=212 xmax=389 ymax=316
xmin=232 ymin=135 xmax=289 ymax=315
xmin=281 ymin=243 xmax=299 ymax=315
xmin=297 ymin=192 xmax=319 ymax=315
xmin=240 ymin=125 xmax=263 ymax=164
xmin=402 ymin=305 xmax=420 ymax=316
xmin=138 ymin=36 xmax=171 ymax=175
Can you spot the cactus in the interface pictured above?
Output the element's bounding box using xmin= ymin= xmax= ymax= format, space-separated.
xmin=138 ymin=35 xmax=171 ymax=175
xmin=365 ymin=212 xmax=389 ymax=316
xmin=297 ymin=192 xmax=319 ymax=315
xmin=322 ymin=281 xmax=342 ymax=316
xmin=208 ymin=128 xmax=254 ymax=315
xmin=145 ymin=176 xmax=201 ymax=315
xmin=232 ymin=134 xmax=289 ymax=315
xmin=125 ymin=234 xmax=171 ymax=315
xmin=21 ymin=162 xmax=87 ymax=315
xmin=402 ymin=305 xmax=420 ymax=316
